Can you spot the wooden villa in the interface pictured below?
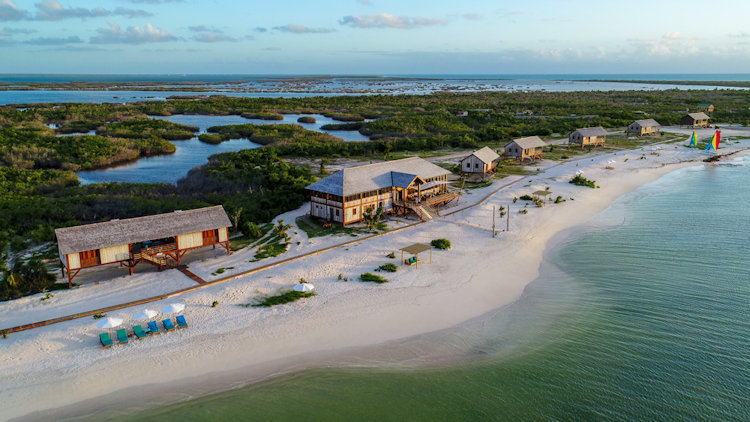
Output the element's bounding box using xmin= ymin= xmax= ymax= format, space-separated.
xmin=460 ymin=146 xmax=500 ymax=177
xmin=55 ymin=206 xmax=231 ymax=286
xmin=569 ymin=127 xmax=607 ymax=148
xmin=696 ymin=103 xmax=714 ymax=112
xmin=680 ymin=112 xmax=710 ymax=129
xmin=306 ymin=157 xmax=457 ymax=225
xmin=504 ymin=136 xmax=545 ymax=161
xmin=627 ymin=119 xmax=662 ymax=136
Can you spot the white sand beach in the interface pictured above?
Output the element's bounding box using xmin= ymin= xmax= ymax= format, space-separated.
xmin=2 ymin=129 xmax=748 ymax=421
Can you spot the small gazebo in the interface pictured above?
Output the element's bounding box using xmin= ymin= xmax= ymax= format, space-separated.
xmin=399 ymin=243 xmax=433 ymax=268
xmin=532 ymin=190 xmax=552 ymax=206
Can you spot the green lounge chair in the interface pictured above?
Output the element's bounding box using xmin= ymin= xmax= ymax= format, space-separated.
xmin=175 ymin=315 xmax=188 ymax=329
xmin=133 ymin=325 xmax=147 ymax=340
xmin=99 ymin=332 xmax=113 ymax=348
xmin=147 ymin=321 xmax=161 ymax=335
xmin=162 ymin=319 xmax=176 ymax=332
xmin=116 ymin=328 xmax=129 ymax=344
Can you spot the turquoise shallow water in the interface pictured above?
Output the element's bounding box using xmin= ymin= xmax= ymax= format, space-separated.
xmin=120 ymin=158 xmax=750 ymax=421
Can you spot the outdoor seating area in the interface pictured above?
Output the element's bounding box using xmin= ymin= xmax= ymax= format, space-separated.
xmin=399 ymin=243 xmax=433 ymax=269
xmin=96 ymin=303 xmax=188 ymax=348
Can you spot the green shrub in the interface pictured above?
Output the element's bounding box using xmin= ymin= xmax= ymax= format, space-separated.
xmin=93 ymin=313 xmax=106 ymax=319
xmin=386 ymin=252 xmax=396 ymax=259
xmin=431 ymin=238 xmax=451 ymax=250
xmin=569 ymin=174 xmax=596 ymax=188
xmin=360 ymin=272 xmax=389 ymax=284
xmin=249 ymin=290 xmax=316 ymax=307
xmin=211 ymin=301 xmax=219 ymax=308
xmin=519 ymin=194 xmax=533 ymax=201
xmin=376 ymin=263 xmax=398 ymax=272
xmin=554 ymin=195 xmax=565 ymax=203
xmin=2 ymin=329 xmax=8 ymax=339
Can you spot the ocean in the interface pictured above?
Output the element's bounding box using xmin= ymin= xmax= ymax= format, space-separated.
xmin=117 ymin=155 xmax=750 ymax=421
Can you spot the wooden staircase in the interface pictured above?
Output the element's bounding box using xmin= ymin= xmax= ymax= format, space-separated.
xmin=139 ymin=251 xmax=176 ymax=271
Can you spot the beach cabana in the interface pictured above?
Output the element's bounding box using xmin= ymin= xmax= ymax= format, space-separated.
xmin=680 ymin=112 xmax=710 ymax=129
xmin=55 ymin=206 xmax=231 ymax=286
xmin=627 ymin=119 xmax=661 ymax=136
xmin=532 ymin=190 xmax=552 ymax=206
xmin=399 ymin=243 xmax=433 ymax=269
xmin=504 ymin=136 xmax=545 ymax=162
xmin=569 ymin=127 xmax=607 ymax=148
xmin=460 ymin=146 xmax=500 ymax=177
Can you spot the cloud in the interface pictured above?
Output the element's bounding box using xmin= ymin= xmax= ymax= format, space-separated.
xmin=34 ymin=0 xmax=108 ymax=21
xmin=339 ymin=13 xmax=447 ymax=29
xmin=113 ymin=7 xmax=152 ymax=18
xmin=254 ymin=27 xmax=267 ymax=33
xmin=356 ymin=0 xmax=372 ymax=5
xmin=273 ymin=24 xmax=335 ymax=34
xmin=193 ymin=32 xmax=236 ymax=42
xmin=24 ymin=35 xmax=82 ymax=44
xmin=3 ymin=26 xmax=35 ymax=33
xmin=628 ymin=32 xmax=699 ymax=57
xmin=0 ymin=0 xmax=28 ymax=21
xmin=262 ymin=46 xmax=280 ymax=51
xmin=91 ymin=22 xmax=177 ymax=44
xmin=462 ymin=13 xmax=482 ymax=21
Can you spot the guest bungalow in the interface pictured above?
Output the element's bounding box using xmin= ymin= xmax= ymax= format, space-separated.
xmin=306 ymin=157 xmax=456 ymax=226
xmin=460 ymin=146 xmax=500 ymax=177
xmin=627 ymin=119 xmax=662 ymax=136
xmin=504 ymin=136 xmax=545 ymax=161
xmin=680 ymin=112 xmax=710 ymax=129
xmin=55 ymin=206 xmax=231 ymax=286
xmin=569 ymin=127 xmax=607 ymax=148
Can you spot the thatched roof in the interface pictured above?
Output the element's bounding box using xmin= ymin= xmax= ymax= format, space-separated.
xmin=572 ymin=127 xmax=608 ymax=137
xmin=632 ymin=119 xmax=661 ymax=128
xmin=465 ymin=146 xmax=500 ymax=164
xmin=506 ymin=136 xmax=546 ymax=149
xmin=685 ymin=112 xmax=710 ymax=120
xmin=399 ymin=243 xmax=432 ymax=255
xmin=55 ymin=206 xmax=231 ymax=255
xmin=306 ymin=157 xmax=450 ymax=197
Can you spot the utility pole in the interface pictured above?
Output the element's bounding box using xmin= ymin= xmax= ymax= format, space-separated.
xmin=506 ymin=203 xmax=510 ymax=232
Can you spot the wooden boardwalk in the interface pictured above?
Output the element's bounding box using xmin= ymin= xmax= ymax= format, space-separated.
xmin=177 ymin=266 xmax=206 ymax=285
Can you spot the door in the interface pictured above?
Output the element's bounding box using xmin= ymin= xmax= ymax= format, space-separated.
xmin=202 ymin=229 xmax=218 ymax=245
xmin=79 ymin=249 xmax=100 ymax=268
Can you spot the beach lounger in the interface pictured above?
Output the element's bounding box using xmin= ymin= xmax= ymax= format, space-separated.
xmin=133 ymin=325 xmax=147 ymax=340
xmin=99 ymin=332 xmax=113 ymax=348
xmin=162 ymin=319 xmax=176 ymax=332
xmin=116 ymin=328 xmax=129 ymax=344
xmin=175 ymin=315 xmax=188 ymax=329
xmin=147 ymin=321 xmax=161 ymax=335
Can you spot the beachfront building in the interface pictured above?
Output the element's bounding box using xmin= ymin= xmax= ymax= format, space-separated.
xmin=306 ymin=157 xmax=456 ymax=225
xmin=55 ymin=206 xmax=231 ymax=286
xmin=504 ymin=136 xmax=546 ymax=161
xmin=460 ymin=146 xmax=500 ymax=177
xmin=569 ymin=127 xmax=607 ymax=148
xmin=697 ymin=104 xmax=715 ymax=112
xmin=627 ymin=119 xmax=662 ymax=136
xmin=680 ymin=112 xmax=710 ymax=128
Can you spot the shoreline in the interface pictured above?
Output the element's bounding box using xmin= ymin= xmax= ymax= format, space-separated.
xmin=3 ymin=141 xmax=749 ymax=421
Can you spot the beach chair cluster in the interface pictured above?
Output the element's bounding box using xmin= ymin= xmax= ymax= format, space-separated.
xmin=404 ymin=256 xmax=420 ymax=266
xmin=99 ymin=316 xmax=188 ymax=348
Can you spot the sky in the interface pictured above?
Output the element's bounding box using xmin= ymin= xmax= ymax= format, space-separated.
xmin=1 ymin=0 xmax=750 ymax=75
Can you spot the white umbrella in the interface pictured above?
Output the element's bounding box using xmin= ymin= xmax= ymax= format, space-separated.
xmin=96 ymin=317 xmax=123 ymax=329
xmin=575 ymin=170 xmax=583 ymax=175
xmin=293 ymin=283 xmax=315 ymax=293
xmin=133 ymin=309 xmax=158 ymax=320
xmin=161 ymin=303 xmax=185 ymax=314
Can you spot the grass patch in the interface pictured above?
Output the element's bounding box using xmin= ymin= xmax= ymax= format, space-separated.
xmin=230 ymin=224 xmax=273 ymax=251
xmin=244 ymin=290 xmax=316 ymax=307
xmin=360 ymin=272 xmax=389 ymax=284
xmin=253 ymin=235 xmax=289 ymax=260
xmin=569 ymin=174 xmax=596 ymax=188
xmin=375 ymin=263 xmax=398 ymax=272
xmin=431 ymin=238 xmax=451 ymax=250
xmin=295 ymin=216 xmax=382 ymax=238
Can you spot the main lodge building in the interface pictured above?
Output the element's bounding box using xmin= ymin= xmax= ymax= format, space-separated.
xmin=306 ymin=157 xmax=456 ymax=226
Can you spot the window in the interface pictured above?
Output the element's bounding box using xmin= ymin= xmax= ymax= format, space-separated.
xmin=202 ymin=229 xmax=218 ymax=245
xmin=79 ymin=249 xmax=100 ymax=267
xmin=353 ymin=208 xmax=357 ymax=215
xmin=475 ymin=163 xmax=479 ymax=169
xmin=335 ymin=209 xmax=340 ymax=217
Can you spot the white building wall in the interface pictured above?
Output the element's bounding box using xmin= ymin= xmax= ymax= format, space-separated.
xmin=67 ymin=253 xmax=81 ymax=270
xmin=178 ymin=231 xmax=203 ymax=249
xmin=218 ymin=227 xmax=228 ymax=242
xmin=100 ymin=244 xmax=129 ymax=264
